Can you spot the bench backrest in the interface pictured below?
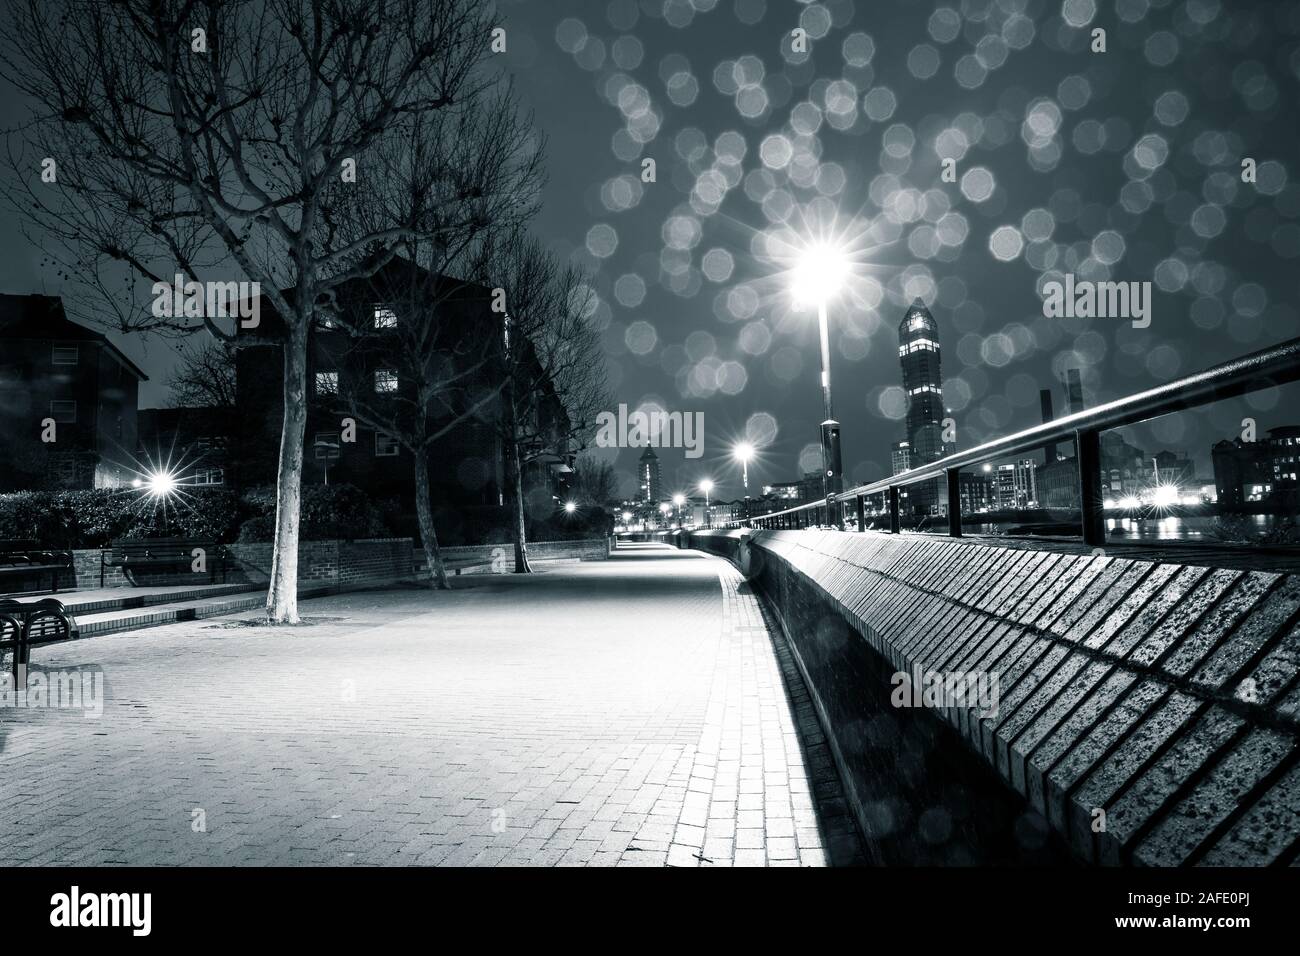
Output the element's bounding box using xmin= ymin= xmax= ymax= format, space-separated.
xmin=0 ymin=598 xmax=77 ymax=645
xmin=110 ymin=538 xmax=216 ymax=560
xmin=0 ymin=544 xmax=72 ymax=567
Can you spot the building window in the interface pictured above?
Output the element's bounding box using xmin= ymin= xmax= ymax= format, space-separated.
xmin=315 ymin=371 xmax=339 ymax=395
xmin=52 ymin=345 xmax=79 ymax=365
xmin=375 ymin=432 xmax=399 ymax=457
xmin=373 ymin=305 xmax=398 ymax=329
xmin=374 ymin=369 xmax=398 ymax=393
xmin=50 ymin=400 xmax=76 ymax=423
xmin=313 ymin=432 xmax=341 ymax=460
xmin=193 ymin=467 xmax=225 ymax=486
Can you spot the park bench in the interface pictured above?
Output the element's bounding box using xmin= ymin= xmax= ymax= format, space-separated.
xmin=101 ymin=537 xmax=226 ymax=586
xmin=0 ymin=540 xmax=73 ymax=594
xmin=0 ymin=597 xmax=79 ymax=683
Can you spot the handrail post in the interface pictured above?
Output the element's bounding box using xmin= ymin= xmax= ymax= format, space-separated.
xmin=888 ymin=486 xmax=900 ymax=534
xmin=1078 ymin=429 xmax=1106 ymax=546
xmin=855 ymin=495 xmax=865 ymax=532
xmin=946 ymin=469 xmax=963 ymax=537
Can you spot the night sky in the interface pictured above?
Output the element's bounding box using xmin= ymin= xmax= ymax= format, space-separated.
xmin=3 ymin=0 xmax=1299 ymax=502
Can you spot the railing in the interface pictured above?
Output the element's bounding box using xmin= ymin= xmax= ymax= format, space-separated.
xmin=722 ymin=334 xmax=1300 ymax=546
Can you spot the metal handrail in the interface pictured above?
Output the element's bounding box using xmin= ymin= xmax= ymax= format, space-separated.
xmin=723 ymin=334 xmax=1300 ymax=544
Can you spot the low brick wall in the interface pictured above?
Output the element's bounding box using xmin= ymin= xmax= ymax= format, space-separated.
xmin=431 ymin=538 xmax=610 ymax=573
xmin=687 ymin=529 xmax=1300 ymax=866
xmin=227 ymin=538 xmax=415 ymax=588
xmin=56 ymin=539 xmax=414 ymax=591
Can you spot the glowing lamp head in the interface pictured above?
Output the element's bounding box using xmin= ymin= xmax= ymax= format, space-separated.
xmin=791 ymin=241 xmax=851 ymax=307
xmin=733 ymin=442 xmax=755 ymax=464
xmin=145 ymin=470 xmax=178 ymax=497
xmin=622 ymin=511 xmax=633 ymax=522
xmin=672 ymin=493 xmax=685 ymax=506
xmin=563 ymin=501 xmax=576 ymax=514
xmin=659 ymin=503 xmax=671 ymax=514
xmin=1152 ymin=484 xmax=1180 ymax=508
xmin=699 ymin=479 xmax=714 ymax=494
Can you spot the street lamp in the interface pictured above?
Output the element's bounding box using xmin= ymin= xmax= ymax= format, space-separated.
xmin=699 ymin=479 xmax=714 ymax=528
xmin=145 ymin=469 xmax=178 ymax=498
xmin=672 ymin=493 xmax=686 ymax=528
xmin=733 ymin=442 xmax=754 ymax=489
xmin=791 ymin=241 xmax=849 ymax=529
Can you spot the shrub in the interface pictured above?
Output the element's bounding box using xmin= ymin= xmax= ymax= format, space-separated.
xmin=0 ymin=487 xmax=247 ymax=548
xmin=236 ymin=514 xmax=276 ymax=543
xmin=237 ymin=484 xmax=388 ymax=543
xmin=299 ymin=483 xmax=387 ymax=540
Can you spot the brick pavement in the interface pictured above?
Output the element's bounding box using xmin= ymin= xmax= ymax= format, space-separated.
xmin=0 ymin=544 xmax=859 ymax=866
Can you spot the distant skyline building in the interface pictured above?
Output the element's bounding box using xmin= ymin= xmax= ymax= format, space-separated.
xmin=1065 ymin=368 xmax=1086 ymax=415
xmin=638 ymin=447 xmax=662 ymax=502
xmin=891 ymin=439 xmax=912 ymax=476
xmin=1212 ymin=425 xmax=1300 ymax=510
xmin=898 ymin=299 xmax=945 ymax=513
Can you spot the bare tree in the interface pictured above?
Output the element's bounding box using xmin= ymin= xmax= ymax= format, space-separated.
xmin=167 ymin=337 xmax=237 ymax=408
xmin=573 ymin=456 xmax=618 ymax=509
xmin=325 ymin=86 xmax=543 ymax=589
xmin=489 ymin=231 xmax=609 ymax=573
xmin=1 ymin=0 xmax=516 ymax=622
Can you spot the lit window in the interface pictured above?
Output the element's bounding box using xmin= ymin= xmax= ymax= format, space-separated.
xmin=52 ymin=346 xmax=79 ymax=365
xmin=375 ymin=433 xmax=399 ymax=457
xmin=374 ymin=369 xmax=398 ymax=393
xmin=315 ymin=371 xmax=339 ymax=395
xmin=373 ymin=305 xmax=398 ymax=329
xmin=193 ymin=467 xmax=225 ymax=486
xmin=50 ymin=400 xmax=76 ymax=423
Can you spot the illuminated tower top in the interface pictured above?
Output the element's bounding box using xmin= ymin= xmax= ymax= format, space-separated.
xmin=638 ymin=447 xmax=662 ymax=502
xmin=898 ymin=299 xmax=945 ymax=467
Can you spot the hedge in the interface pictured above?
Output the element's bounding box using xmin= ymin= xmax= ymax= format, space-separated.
xmin=235 ymin=483 xmax=389 ymax=542
xmin=0 ymin=483 xmax=390 ymax=549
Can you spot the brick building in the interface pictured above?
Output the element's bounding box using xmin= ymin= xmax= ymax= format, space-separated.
xmin=231 ymin=264 xmax=574 ymax=541
xmin=0 ymin=293 xmax=146 ymax=491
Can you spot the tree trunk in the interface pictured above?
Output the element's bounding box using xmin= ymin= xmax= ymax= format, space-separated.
xmin=413 ymin=451 xmax=450 ymax=589
xmin=506 ymin=433 xmax=531 ymax=574
xmin=266 ymin=319 xmax=308 ymax=624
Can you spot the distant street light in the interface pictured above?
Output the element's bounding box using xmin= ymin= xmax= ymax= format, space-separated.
xmin=699 ymin=479 xmax=714 ymax=528
xmin=672 ymin=493 xmax=686 ymax=528
xmin=563 ymin=501 xmax=577 ymax=514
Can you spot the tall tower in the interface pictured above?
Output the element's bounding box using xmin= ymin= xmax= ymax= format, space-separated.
xmin=898 ymin=299 xmax=945 ymax=513
xmin=638 ymin=448 xmax=662 ymax=502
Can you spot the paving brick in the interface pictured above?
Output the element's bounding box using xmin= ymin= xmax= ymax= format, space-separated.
xmin=0 ymin=547 xmax=849 ymax=867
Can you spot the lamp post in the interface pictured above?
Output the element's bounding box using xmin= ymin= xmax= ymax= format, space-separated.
xmin=672 ymin=493 xmax=686 ymax=529
xmin=699 ymin=479 xmax=713 ymax=528
xmin=733 ymin=442 xmax=754 ymax=490
xmin=791 ymin=243 xmax=848 ymax=530
xmin=142 ymin=469 xmax=180 ymax=536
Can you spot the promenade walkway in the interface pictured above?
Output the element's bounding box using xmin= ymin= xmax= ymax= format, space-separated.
xmin=0 ymin=544 xmax=863 ymax=866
